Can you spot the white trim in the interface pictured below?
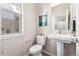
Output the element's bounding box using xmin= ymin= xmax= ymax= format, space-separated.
xmin=42 ymin=50 xmax=56 ymax=56
xmin=0 ymin=4 xmax=23 ymax=37
xmin=22 ymin=3 xmax=24 ymax=35
xmin=66 ymin=9 xmax=69 ymax=30
xmin=50 ymin=3 xmax=62 ymax=8
xmin=0 ymin=6 xmax=2 ymax=35
xmin=2 ymin=33 xmax=23 ymax=40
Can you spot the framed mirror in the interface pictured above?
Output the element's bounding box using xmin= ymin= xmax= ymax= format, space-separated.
xmin=39 ymin=14 xmax=47 ymax=26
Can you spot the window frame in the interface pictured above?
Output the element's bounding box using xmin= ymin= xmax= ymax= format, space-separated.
xmin=0 ymin=3 xmax=24 ymax=38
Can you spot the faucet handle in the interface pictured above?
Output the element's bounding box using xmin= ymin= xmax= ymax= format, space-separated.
xmin=76 ymin=38 xmax=79 ymax=42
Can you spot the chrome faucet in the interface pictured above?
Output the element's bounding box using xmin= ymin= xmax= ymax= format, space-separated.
xmin=60 ymin=29 xmax=62 ymax=34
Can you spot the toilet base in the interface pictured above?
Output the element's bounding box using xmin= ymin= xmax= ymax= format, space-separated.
xmin=32 ymin=52 xmax=42 ymax=56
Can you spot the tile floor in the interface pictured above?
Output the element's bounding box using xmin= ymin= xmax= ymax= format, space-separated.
xmin=29 ymin=52 xmax=49 ymax=56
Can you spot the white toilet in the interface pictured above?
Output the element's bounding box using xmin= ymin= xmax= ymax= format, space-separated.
xmin=29 ymin=35 xmax=46 ymax=56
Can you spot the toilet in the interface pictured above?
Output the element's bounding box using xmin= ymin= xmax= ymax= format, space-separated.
xmin=29 ymin=35 xmax=46 ymax=56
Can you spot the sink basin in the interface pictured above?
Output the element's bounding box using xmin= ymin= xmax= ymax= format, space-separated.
xmin=47 ymin=34 xmax=76 ymax=43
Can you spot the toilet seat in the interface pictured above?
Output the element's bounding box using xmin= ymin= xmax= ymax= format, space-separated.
xmin=30 ymin=44 xmax=42 ymax=54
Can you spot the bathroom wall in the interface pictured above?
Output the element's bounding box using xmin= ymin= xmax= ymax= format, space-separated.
xmin=36 ymin=3 xmax=49 ymax=35
xmin=36 ymin=3 xmax=57 ymax=55
xmin=23 ymin=3 xmax=37 ymax=55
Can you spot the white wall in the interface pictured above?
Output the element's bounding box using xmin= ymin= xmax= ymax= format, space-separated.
xmin=36 ymin=3 xmax=57 ymax=55
xmin=36 ymin=3 xmax=49 ymax=35
xmin=23 ymin=3 xmax=37 ymax=55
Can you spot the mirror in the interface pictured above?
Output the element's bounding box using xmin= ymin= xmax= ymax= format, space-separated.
xmin=51 ymin=3 xmax=71 ymax=34
xmin=39 ymin=13 xmax=47 ymax=26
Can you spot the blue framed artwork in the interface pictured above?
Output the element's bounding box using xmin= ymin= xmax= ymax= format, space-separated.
xmin=39 ymin=14 xmax=47 ymax=26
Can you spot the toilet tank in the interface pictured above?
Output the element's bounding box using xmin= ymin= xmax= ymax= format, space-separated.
xmin=36 ymin=35 xmax=46 ymax=46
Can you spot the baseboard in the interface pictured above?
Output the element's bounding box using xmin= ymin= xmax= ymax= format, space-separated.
xmin=42 ymin=50 xmax=56 ymax=56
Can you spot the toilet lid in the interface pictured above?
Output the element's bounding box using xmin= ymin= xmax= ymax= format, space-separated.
xmin=30 ymin=44 xmax=42 ymax=52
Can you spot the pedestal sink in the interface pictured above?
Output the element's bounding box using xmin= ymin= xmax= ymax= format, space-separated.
xmin=57 ymin=41 xmax=64 ymax=56
xmin=47 ymin=34 xmax=76 ymax=56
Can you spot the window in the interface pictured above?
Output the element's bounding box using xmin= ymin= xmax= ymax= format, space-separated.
xmin=2 ymin=4 xmax=22 ymax=35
